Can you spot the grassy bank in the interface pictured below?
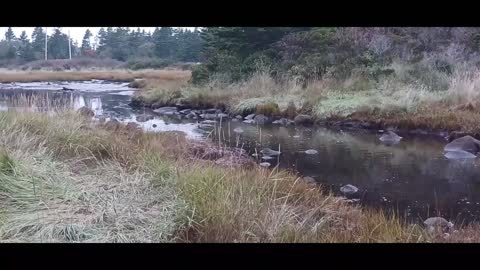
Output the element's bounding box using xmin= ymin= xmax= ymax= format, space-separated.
xmin=2 ymin=110 xmax=477 ymax=242
xmin=131 ymin=64 xmax=480 ymax=135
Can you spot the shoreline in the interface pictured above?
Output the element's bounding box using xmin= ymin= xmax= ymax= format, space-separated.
xmin=128 ymin=98 xmax=464 ymax=142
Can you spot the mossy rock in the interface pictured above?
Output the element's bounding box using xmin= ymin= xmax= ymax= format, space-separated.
xmin=255 ymin=102 xmax=280 ymax=117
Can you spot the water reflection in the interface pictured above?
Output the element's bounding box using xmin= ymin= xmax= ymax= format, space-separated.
xmin=208 ymin=120 xmax=480 ymax=224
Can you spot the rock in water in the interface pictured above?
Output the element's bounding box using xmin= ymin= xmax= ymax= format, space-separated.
xmin=201 ymin=120 xmax=217 ymax=125
xmin=444 ymin=135 xmax=480 ymax=154
xmin=136 ymin=114 xmax=154 ymax=122
xmin=424 ymin=217 xmax=454 ymax=234
xmin=152 ymin=124 xmax=157 ymax=128
xmin=254 ymin=114 xmax=270 ymax=125
xmin=235 ymin=115 xmax=243 ymax=120
xmin=185 ymin=112 xmax=197 ymax=119
xmin=245 ymin=114 xmax=255 ymax=120
xmin=294 ymin=114 xmax=313 ymax=125
xmin=154 ymin=107 xmax=178 ymax=115
xmin=217 ymin=113 xmax=229 ymax=119
xmin=262 ymin=156 xmax=274 ymax=160
xmin=204 ymin=108 xmax=218 ymax=114
xmin=272 ymin=118 xmax=289 ymax=125
xmin=379 ymin=131 xmax=402 ymax=143
xmin=260 ymin=148 xmax=281 ymax=156
xmin=200 ymin=113 xmax=217 ymax=120
xmin=305 ymin=149 xmax=318 ymax=155
xmin=233 ymin=127 xmax=244 ymax=134
xmin=444 ymin=150 xmax=477 ymax=159
xmin=179 ymin=109 xmax=192 ymax=114
xmin=77 ymin=106 xmax=94 ymax=117
xmin=259 ymin=162 xmax=271 ymax=168
xmin=243 ymin=119 xmax=255 ymax=124
xmin=303 ymin=176 xmax=316 ymax=184
xmin=340 ymin=184 xmax=359 ymax=195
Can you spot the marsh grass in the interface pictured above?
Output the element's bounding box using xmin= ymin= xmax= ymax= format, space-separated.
xmin=0 ymin=69 xmax=191 ymax=83
xmin=0 ymin=107 xmax=477 ymax=242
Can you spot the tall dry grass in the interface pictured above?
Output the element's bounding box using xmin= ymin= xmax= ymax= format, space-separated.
xmin=0 ymin=69 xmax=191 ymax=83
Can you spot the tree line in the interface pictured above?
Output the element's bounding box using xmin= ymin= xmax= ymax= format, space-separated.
xmin=0 ymin=27 xmax=203 ymax=63
xmin=192 ymin=27 xmax=480 ymax=84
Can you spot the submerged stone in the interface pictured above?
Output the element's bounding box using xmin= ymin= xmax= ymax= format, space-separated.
xmin=233 ymin=127 xmax=244 ymax=134
xmin=304 ymin=149 xmax=318 ymax=155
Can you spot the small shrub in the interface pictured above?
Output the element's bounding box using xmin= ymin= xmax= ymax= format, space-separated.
xmin=282 ymin=101 xmax=297 ymax=118
xmin=255 ymin=102 xmax=280 ymax=116
xmin=191 ymin=64 xmax=210 ymax=85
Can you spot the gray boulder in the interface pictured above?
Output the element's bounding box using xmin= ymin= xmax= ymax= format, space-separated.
xmin=340 ymin=184 xmax=359 ymax=195
xmin=243 ymin=119 xmax=255 ymax=124
xmin=424 ymin=217 xmax=454 ymax=234
xmin=294 ymin=114 xmax=313 ymax=125
xmin=235 ymin=115 xmax=243 ymax=120
xmin=444 ymin=135 xmax=480 ymax=154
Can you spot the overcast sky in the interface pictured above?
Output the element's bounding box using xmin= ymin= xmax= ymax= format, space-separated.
xmin=0 ymin=27 xmax=194 ymax=44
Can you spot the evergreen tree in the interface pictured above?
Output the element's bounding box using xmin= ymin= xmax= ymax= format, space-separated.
xmin=5 ymin=27 xmax=15 ymax=42
xmin=18 ymin=31 xmax=34 ymax=61
xmin=81 ymin=29 xmax=93 ymax=56
xmin=31 ymin=27 xmax=46 ymax=59
xmin=152 ymin=27 xmax=174 ymax=59
xmin=47 ymin=28 xmax=69 ymax=59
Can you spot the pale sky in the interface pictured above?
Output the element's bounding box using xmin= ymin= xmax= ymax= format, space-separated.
xmin=0 ymin=27 xmax=194 ymax=45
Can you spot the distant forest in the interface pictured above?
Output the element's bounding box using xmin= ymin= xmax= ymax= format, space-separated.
xmin=0 ymin=27 xmax=203 ymax=65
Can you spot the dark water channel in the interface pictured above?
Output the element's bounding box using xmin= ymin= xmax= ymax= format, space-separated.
xmin=1 ymin=80 xmax=480 ymax=224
